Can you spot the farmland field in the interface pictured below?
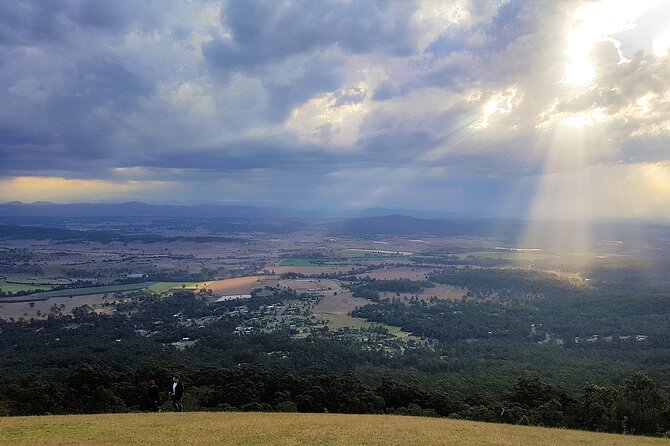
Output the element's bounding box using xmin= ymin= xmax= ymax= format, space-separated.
xmin=204 ymin=276 xmax=274 ymax=294
xmin=455 ymin=251 xmax=552 ymax=261
xmin=312 ymin=292 xmax=369 ymax=314
xmin=279 ymin=278 xmax=339 ymax=292
xmin=377 ymin=284 xmax=466 ymax=302
xmin=340 ymin=249 xmax=411 ymax=259
xmin=0 ymin=293 xmax=108 ymax=320
xmin=320 ymin=313 xmax=411 ymax=338
xmin=312 ymin=293 xmax=412 ymax=337
xmin=272 ymin=265 xmax=353 ymax=275
xmin=358 ymin=268 xmax=431 ymax=280
xmin=0 ymin=282 xmax=51 ymax=293
xmin=280 ymin=259 xmax=324 ymax=266
xmin=0 ymin=283 xmax=160 ymax=319
xmin=23 ymin=283 xmax=156 ymax=299
xmin=146 ymin=282 xmax=188 ymax=293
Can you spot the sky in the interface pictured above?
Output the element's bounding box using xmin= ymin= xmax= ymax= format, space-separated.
xmin=1 ymin=0 xmax=670 ymax=220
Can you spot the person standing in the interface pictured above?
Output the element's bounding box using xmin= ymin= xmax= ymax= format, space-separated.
xmin=148 ymin=380 xmax=161 ymax=412
xmin=170 ymin=376 xmax=184 ymax=412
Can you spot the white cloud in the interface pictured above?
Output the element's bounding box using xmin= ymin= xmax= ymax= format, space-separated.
xmin=471 ymin=86 xmax=522 ymax=129
xmin=286 ymin=83 xmax=371 ymax=147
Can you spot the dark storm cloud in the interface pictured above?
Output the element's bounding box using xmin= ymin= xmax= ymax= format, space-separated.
xmin=0 ymin=55 xmax=152 ymax=172
xmin=1 ymin=0 xmax=669 ymax=217
xmin=49 ymin=58 xmax=151 ymax=114
xmin=265 ymin=55 xmax=345 ymax=120
xmin=379 ymin=1 xmax=544 ymax=101
xmin=123 ymin=134 xmax=438 ymax=176
xmin=0 ymin=0 xmax=510 ymax=184
xmin=202 ymin=0 xmax=416 ymax=69
xmin=361 ymin=131 xmax=440 ymax=160
xmin=126 ymin=140 xmax=340 ymax=173
xmin=0 ymin=0 xmax=98 ymax=45
xmin=0 ymin=0 xmax=158 ymax=45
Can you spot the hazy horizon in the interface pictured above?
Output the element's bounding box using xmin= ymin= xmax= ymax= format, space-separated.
xmin=3 ymin=199 xmax=670 ymax=225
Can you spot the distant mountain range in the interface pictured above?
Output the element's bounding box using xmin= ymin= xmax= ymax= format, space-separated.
xmin=0 ymin=202 xmax=668 ymax=244
xmin=0 ymin=201 xmax=302 ymax=218
xmin=0 ymin=201 xmax=472 ymax=219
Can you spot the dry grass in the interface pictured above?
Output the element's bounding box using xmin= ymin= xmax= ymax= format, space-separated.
xmin=312 ymin=293 xmax=416 ymax=339
xmin=312 ymin=292 xmax=369 ymax=315
xmin=0 ymin=293 xmax=109 ymax=320
xmin=0 ymin=412 xmax=668 ymax=446
xmin=375 ymin=284 xmax=467 ymax=304
xmin=316 ymin=312 xmax=384 ymax=330
xmin=278 ymin=279 xmax=340 ymax=293
xmin=204 ymin=276 xmax=276 ymax=295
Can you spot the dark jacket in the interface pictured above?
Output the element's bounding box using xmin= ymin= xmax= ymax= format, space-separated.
xmin=148 ymin=384 xmax=160 ymax=402
xmin=171 ymin=381 xmax=184 ymax=399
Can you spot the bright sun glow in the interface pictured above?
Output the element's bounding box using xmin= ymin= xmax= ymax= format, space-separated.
xmin=563 ymin=114 xmax=591 ymax=129
xmin=524 ymin=0 xmax=670 ymax=258
xmin=653 ymin=24 xmax=670 ymax=57
xmin=564 ymin=60 xmax=595 ymax=87
xmin=563 ymin=0 xmax=664 ymax=87
xmin=472 ymin=87 xmax=519 ymax=129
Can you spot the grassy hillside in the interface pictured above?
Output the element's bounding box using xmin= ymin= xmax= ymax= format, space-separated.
xmin=1 ymin=412 xmax=669 ymax=446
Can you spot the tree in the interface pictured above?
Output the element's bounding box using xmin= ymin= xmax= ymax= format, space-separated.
xmin=574 ymin=384 xmax=616 ymax=432
xmin=616 ymin=372 xmax=668 ymax=435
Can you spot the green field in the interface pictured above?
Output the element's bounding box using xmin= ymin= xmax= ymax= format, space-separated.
xmin=456 ymin=251 xmax=551 ymax=261
xmin=21 ymin=283 xmax=158 ymax=300
xmin=280 ymin=259 xmax=324 ymax=266
xmin=0 ymin=282 xmax=52 ymax=293
xmin=0 ymin=412 xmax=667 ymax=446
xmin=0 ymin=281 xmax=200 ymax=303
xmin=280 ymin=257 xmax=412 ymax=267
xmin=318 ymin=313 xmax=415 ymax=339
xmin=320 ymin=312 xmax=388 ymax=330
xmin=146 ymin=282 xmax=200 ymax=293
xmin=36 ymin=281 xmax=206 ymax=298
xmin=340 ymin=249 xmax=407 ymax=259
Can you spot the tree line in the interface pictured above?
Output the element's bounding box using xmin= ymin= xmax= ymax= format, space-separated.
xmin=0 ymin=364 xmax=668 ymax=437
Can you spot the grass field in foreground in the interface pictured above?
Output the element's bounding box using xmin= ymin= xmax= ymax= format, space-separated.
xmin=1 ymin=412 xmax=668 ymax=446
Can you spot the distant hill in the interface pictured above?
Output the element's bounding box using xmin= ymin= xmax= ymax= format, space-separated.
xmin=327 ymin=214 xmax=527 ymax=238
xmin=0 ymin=224 xmax=246 ymax=243
xmin=0 ymin=201 xmax=473 ymax=219
xmin=0 ymin=201 xmax=301 ymax=218
xmin=1 ymin=202 xmax=669 ymax=244
xmin=1 ymin=412 xmax=667 ymax=446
